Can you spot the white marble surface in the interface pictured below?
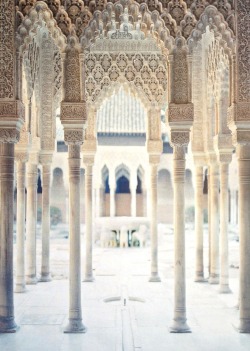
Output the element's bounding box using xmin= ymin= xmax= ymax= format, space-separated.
xmin=1 ymin=225 xmax=249 ymax=350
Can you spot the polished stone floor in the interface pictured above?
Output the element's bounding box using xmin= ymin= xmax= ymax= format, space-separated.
xmin=1 ymin=224 xmax=249 ymax=351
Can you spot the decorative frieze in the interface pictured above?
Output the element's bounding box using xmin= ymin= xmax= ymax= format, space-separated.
xmin=168 ymin=103 xmax=194 ymax=122
xmin=61 ymin=102 xmax=87 ymax=124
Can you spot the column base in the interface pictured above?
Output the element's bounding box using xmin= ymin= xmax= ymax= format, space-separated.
xmin=169 ymin=319 xmax=191 ymax=333
xmin=219 ymin=285 xmax=232 ymax=294
xmin=83 ymin=276 xmax=95 ymax=282
xmin=194 ymin=273 xmax=207 ymax=283
xmin=63 ymin=319 xmax=87 ymax=334
xmin=234 ymin=319 xmax=250 ymax=333
xmin=39 ymin=273 xmax=52 ymax=282
xmin=208 ymin=274 xmax=219 ymax=284
xmin=149 ymin=273 xmax=161 ymax=282
xmin=26 ymin=275 xmax=38 ymax=285
xmin=0 ymin=317 xmax=19 ymax=333
xmin=14 ymin=284 xmax=26 ymax=293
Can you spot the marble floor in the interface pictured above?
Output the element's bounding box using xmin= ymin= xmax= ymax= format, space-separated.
xmin=1 ymin=225 xmax=249 ymax=351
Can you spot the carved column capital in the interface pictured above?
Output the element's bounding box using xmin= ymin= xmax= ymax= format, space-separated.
xmin=39 ymin=152 xmax=53 ymax=166
xmin=170 ymin=130 xmax=190 ymax=147
xmin=15 ymin=152 xmax=28 ymax=163
xmin=64 ymin=130 xmax=84 ymax=145
xmin=146 ymin=139 xmax=163 ymax=156
xmin=0 ymin=101 xmax=25 ymax=143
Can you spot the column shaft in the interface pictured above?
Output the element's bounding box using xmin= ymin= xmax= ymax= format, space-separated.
xmin=170 ymin=146 xmax=190 ymax=333
xmin=219 ymin=163 xmax=231 ymax=293
xmin=0 ymin=143 xmax=18 ymax=332
xmin=209 ymin=164 xmax=220 ymax=284
xmin=26 ymin=162 xmax=38 ymax=284
xmin=84 ymin=164 xmax=94 ymax=282
xmin=149 ymin=163 xmax=160 ymax=282
xmin=131 ymin=187 xmax=137 ymax=217
xmin=110 ymin=188 xmax=115 ymax=217
xmin=194 ymin=166 xmax=205 ymax=282
xmin=64 ymin=145 xmax=86 ymax=333
xmin=15 ymin=161 xmax=26 ymax=292
xmin=40 ymin=164 xmax=52 ymax=282
xmin=237 ymin=145 xmax=250 ymax=332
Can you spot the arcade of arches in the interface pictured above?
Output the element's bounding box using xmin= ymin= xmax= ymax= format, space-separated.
xmin=0 ymin=0 xmax=250 ymax=339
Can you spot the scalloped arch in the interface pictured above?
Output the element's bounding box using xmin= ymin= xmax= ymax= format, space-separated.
xmin=16 ymin=1 xmax=67 ymax=54
xmin=80 ymin=0 xmax=174 ymax=53
xmin=188 ymin=5 xmax=235 ymax=53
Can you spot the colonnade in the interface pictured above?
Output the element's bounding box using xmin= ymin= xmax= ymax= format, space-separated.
xmin=96 ymin=167 xmax=141 ymax=218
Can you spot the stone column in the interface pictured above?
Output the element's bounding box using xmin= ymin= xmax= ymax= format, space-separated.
xmin=40 ymin=162 xmax=52 ymax=282
xmin=0 ymin=143 xmax=18 ymax=332
xmin=170 ymin=146 xmax=190 ymax=333
xmin=26 ymin=161 xmax=38 ymax=285
xmin=130 ymin=186 xmax=137 ymax=217
xmin=15 ymin=155 xmax=27 ymax=293
xmin=230 ymin=189 xmax=237 ymax=225
xmin=236 ymin=145 xmax=250 ymax=332
xmin=109 ymin=173 xmax=116 ymax=217
xmin=83 ymin=158 xmax=94 ymax=282
xmin=208 ymin=163 xmax=220 ymax=284
xmin=194 ymin=165 xmax=205 ymax=282
xmin=149 ymin=157 xmax=161 ymax=282
xmin=64 ymin=144 xmax=86 ymax=333
xmin=219 ymin=162 xmax=231 ymax=293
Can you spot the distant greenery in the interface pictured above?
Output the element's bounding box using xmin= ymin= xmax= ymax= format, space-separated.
xmin=185 ymin=206 xmax=195 ymax=223
xmin=37 ymin=206 xmax=62 ymax=225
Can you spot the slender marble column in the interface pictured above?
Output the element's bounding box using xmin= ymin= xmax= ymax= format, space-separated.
xmin=194 ymin=165 xmax=205 ymax=282
xmin=170 ymin=146 xmax=190 ymax=333
xmin=83 ymin=161 xmax=94 ymax=282
xmin=219 ymin=163 xmax=231 ymax=293
xmin=230 ymin=189 xmax=237 ymax=225
xmin=149 ymin=161 xmax=161 ymax=282
xmin=26 ymin=162 xmax=38 ymax=285
xmin=40 ymin=164 xmax=52 ymax=282
xmin=110 ymin=187 xmax=116 ymax=217
xmin=15 ymin=159 xmax=27 ymax=293
xmin=208 ymin=163 xmax=220 ymax=284
xmin=0 ymin=143 xmax=18 ymax=332
xmin=131 ymin=186 xmax=137 ymax=217
xmin=207 ymin=168 xmax=211 ymax=277
xmin=64 ymin=145 xmax=86 ymax=333
xmin=236 ymin=145 xmax=250 ymax=332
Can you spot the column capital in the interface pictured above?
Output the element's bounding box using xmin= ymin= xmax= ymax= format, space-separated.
xmin=28 ymin=151 xmax=40 ymax=165
xmin=15 ymin=152 xmax=28 ymax=163
xmin=193 ymin=152 xmax=206 ymax=167
xmin=146 ymin=139 xmax=163 ymax=156
xmin=0 ymin=100 xmax=25 ymax=144
xmin=213 ymin=134 xmax=234 ymax=164
xmin=64 ymin=129 xmax=85 ymax=145
xmin=61 ymin=101 xmax=87 ymax=145
xmin=228 ymin=103 xmax=250 ymax=146
xmin=39 ymin=152 xmax=53 ymax=165
xmin=170 ymin=130 xmax=190 ymax=148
